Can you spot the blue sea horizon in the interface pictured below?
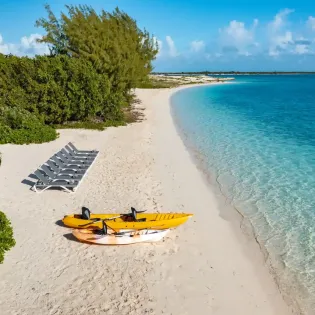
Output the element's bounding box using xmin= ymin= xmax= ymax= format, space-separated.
xmin=171 ymin=75 xmax=315 ymax=313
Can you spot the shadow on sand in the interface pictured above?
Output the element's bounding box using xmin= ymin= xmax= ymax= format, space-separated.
xmin=63 ymin=233 xmax=81 ymax=243
xmin=55 ymin=220 xmax=65 ymax=227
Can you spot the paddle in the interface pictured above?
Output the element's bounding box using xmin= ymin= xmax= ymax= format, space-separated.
xmin=96 ymin=221 xmax=144 ymax=236
xmin=95 ymin=220 xmax=163 ymax=238
xmin=79 ymin=218 xmax=102 ymax=227
xmin=79 ymin=218 xmax=120 ymax=234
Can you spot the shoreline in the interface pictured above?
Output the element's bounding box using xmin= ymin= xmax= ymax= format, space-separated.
xmin=169 ymin=83 xmax=303 ymax=314
xmin=142 ymin=84 xmax=295 ymax=314
xmin=0 ymin=83 xmax=294 ymax=314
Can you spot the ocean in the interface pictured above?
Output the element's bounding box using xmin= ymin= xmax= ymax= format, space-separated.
xmin=171 ymin=75 xmax=315 ymax=313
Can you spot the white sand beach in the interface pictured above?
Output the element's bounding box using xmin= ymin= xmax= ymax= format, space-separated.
xmin=0 ymin=85 xmax=294 ymax=315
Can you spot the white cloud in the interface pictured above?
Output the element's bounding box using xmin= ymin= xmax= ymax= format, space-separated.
xmin=0 ymin=33 xmax=15 ymax=55
xmin=157 ymin=40 xmax=163 ymax=56
xmin=20 ymin=34 xmax=50 ymax=55
xmin=0 ymin=33 xmax=49 ymax=57
xmin=157 ymin=40 xmax=163 ymax=52
xmin=307 ymin=16 xmax=315 ymax=30
xmin=151 ymin=8 xmax=314 ymax=63
xmin=269 ymin=8 xmax=294 ymax=32
xmin=190 ymin=40 xmax=205 ymax=53
xmin=268 ymin=9 xmax=295 ymax=57
xmin=219 ymin=19 xmax=258 ymax=55
xmin=268 ymin=31 xmax=293 ymax=56
xmin=295 ymin=44 xmax=309 ymax=55
xmin=153 ymin=36 xmax=163 ymax=57
xmin=241 ymin=51 xmax=251 ymax=57
xmin=165 ymin=35 xmax=178 ymax=57
xmin=275 ymin=31 xmax=293 ymax=47
xmin=268 ymin=49 xmax=279 ymax=57
xmin=253 ymin=19 xmax=259 ymax=28
xmin=222 ymin=20 xmax=254 ymax=43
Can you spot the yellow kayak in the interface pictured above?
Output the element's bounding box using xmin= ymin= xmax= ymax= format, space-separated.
xmin=62 ymin=207 xmax=193 ymax=231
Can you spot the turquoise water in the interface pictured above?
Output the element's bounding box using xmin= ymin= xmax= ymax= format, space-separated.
xmin=171 ymin=76 xmax=315 ymax=312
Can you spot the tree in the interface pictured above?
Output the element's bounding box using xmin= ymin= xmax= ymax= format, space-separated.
xmin=36 ymin=5 xmax=158 ymax=94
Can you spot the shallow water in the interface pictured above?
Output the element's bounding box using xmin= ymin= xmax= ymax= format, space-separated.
xmin=171 ymin=75 xmax=315 ymax=313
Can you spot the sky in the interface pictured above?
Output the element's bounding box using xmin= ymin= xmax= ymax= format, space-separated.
xmin=1 ymin=0 xmax=315 ymax=71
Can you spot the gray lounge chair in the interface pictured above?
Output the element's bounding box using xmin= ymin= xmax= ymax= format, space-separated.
xmin=33 ymin=170 xmax=79 ymax=193
xmin=68 ymin=142 xmax=99 ymax=155
xmin=60 ymin=149 xmax=94 ymax=164
xmin=65 ymin=145 xmax=95 ymax=160
xmin=46 ymin=160 xmax=86 ymax=176
xmin=51 ymin=156 xmax=90 ymax=171
xmin=41 ymin=165 xmax=84 ymax=181
xmin=67 ymin=142 xmax=98 ymax=157
xmin=56 ymin=151 xmax=93 ymax=166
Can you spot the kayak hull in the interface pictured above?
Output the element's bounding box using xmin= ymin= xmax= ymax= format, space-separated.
xmin=63 ymin=213 xmax=193 ymax=231
xmin=72 ymin=229 xmax=169 ymax=245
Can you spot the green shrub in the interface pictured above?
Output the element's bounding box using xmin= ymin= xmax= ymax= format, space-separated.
xmin=0 ymin=5 xmax=158 ymax=145
xmin=0 ymin=211 xmax=16 ymax=264
xmin=0 ymin=55 xmax=118 ymax=125
xmin=136 ymin=79 xmax=178 ymax=89
xmin=0 ymin=107 xmax=57 ymax=144
xmin=0 ymin=54 xmax=124 ymax=144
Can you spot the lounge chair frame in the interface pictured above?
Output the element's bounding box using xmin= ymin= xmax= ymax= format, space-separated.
xmin=31 ymin=143 xmax=99 ymax=193
xmin=32 ymin=170 xmax=79 ymax=193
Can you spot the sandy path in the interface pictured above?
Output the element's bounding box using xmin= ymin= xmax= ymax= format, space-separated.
xmin=0 ymin=86 xmax=293 ymax=314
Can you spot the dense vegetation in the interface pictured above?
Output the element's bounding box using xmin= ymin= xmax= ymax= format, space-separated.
xmin=0 ymin=137 xmax=15 ymax=264
xmin=0 ymin=5 xmax=158 ymax=144
xmin=0 ymin=211 xmax=16 ymax=264
xmin=0 ymin=106 xmax=57 ymax=144
xmin=153 ymin=71 xmax=315 ymax=75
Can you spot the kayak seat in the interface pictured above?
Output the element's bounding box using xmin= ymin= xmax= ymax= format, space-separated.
xmin=95 ymin=220 xmax=107 ymax=235
xmin=130 ymin=207 xmax=146 ymax=222
xmin=81 ymin=207 xmax=91 ymax=220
